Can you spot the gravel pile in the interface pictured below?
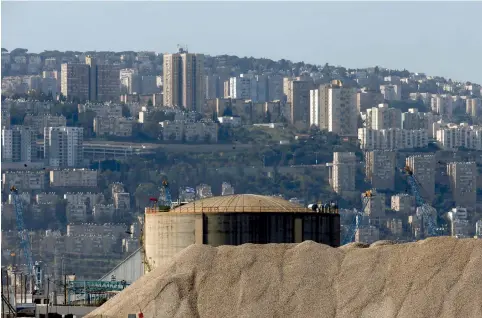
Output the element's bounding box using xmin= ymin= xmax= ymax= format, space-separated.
xmin=86 ymin=237 xmax=482 ymax=318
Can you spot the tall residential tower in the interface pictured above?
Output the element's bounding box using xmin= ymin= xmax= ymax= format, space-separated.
xmin=163 ymin=48 xmax=205 ymax=111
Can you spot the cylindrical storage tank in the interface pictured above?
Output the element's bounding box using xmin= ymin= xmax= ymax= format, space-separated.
xmin=144 ymin=194 xmax=341 ymax=270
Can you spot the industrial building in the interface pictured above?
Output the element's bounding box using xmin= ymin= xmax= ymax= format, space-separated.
xmin=143 ymin=194 xmax=340 ymax=271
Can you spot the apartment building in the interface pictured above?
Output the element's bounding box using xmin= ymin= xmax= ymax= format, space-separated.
xmin=196 ymin=184 xmax=213 ymax=199
xmin=113 ymin=192 xmax=130 ymax=210
xmin=160 ymin=120 xmax=218 ymax=143
xmin=1 ymin=109 xmax=11 ymax=129
xmin=78 ymin=102 xmax=123 ymax=117
xmin=406 ymin=155 xmax=436 ymax=203
xmin=466 ymin=98 xmax=481 ymax=117
xmin=61 ymin=63 xmax=90 ymax=101
xmin=1 ymin=126 xmax=36 ymax=162
xmin=355 ymin=226 xmax=380 ymax=244
xmin=356 ymin=90 xmax=384 ymax=112
xmin=402 ymin=109 xmax=435 ymax=137
xmin=23 ymin=114 xmax=67 ymax=135
xmin=328 ymin=152 xmax=356 ymax=196
xmin=92 ymin=204 xmax=116 ymax=222
xmin=365 ymin=103 xmax=402 ymax=130
xmin=35 ymin=192 xmax=59 ymax=204
xmin=446 ymin=162 xmax=477 ymax=209
xmin=64 ymin=192 xmax=104 ymax=206
xmin=363 ymin=189 xmax=386 ymax=219
xmin=285 ymin=78 xmax=312 ymax=128
xmin=391 ymin=194 xmax=415 ymax=215
xmin=447 ymin=207 xmax=470 ymax=238
xmin=44 ymin=126 xmax=83 ymax=167
xmin=358 ymin=128 xmax=428 ymax=150
xmin=435 ymin=123 xmax=482 ymax=151
xmin=221 ymin=182 xmax=235 ymax=196
xmin=380 ymin=84 xmax=401 ymax=101
xmin=268 ymin=75 xmax=284 ymax=101
xmin=2 ymin=171 xmax=47 ymax=191
xmin=163 ymin=48 xmax=205 ymax=111
xmin=365 ymin=150 xmax=396 ymax=190
xmin=50 ymin=169 xmax=98 ymax=188
xmin=229 ymin=76 xmax=253 ymax=100
xmin=85 ymin=56 xmax=121 ymax=102
xmin=310 ymin=80 xmax=357 ymax=136
xmin=93 ymin=116 xmax=134 ymax=137
xmin=430 ymin=94 xmax=453 ymax=118
xmin=67 ymin=223 xmax=126 ymax=237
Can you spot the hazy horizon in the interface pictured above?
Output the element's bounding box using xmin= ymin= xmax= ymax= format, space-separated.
xmin=2 ymin=1 xmax=482 ymax=83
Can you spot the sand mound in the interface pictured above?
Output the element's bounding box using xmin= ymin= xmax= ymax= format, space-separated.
xmin=87 ymin=238 xmax=482 ymax=318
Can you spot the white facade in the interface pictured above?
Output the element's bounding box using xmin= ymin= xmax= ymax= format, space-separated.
xmin=358 ymin=128 xmax=428 ymax=150
xmin=431 ymin=94 xmax=453 ymax=118
xmin=310 ymin=82 xmax=357 ymax=136
xmin=447 ymin=162 xmax=477 ymax=208
xmin=380 ymin=84 xmax=401 ymax=101
xmin=447 ymin=207 xmax=470 ymax=238
xmin=436 ymin=123 xmax=482 ymax=151
xmin=44 ymin=126 xmax=83 ymax=167
xmin=330 ymin=152 xmax=356 ymax=194
xmin=365 ymin=103 xmax=402 ymax=130
xmin=402 ymin=109 xmax=435 ymax=137
xmin=229 ymin=76 xmax=252 ymax=100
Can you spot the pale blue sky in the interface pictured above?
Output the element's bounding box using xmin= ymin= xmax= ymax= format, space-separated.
xmin=2 ymin=1 xmax=481 ymax=83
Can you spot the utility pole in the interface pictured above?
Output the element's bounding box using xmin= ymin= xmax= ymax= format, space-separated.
xmin=14 ymin=272 xmax=17 ymax=305
xmin=24 ymin=275 xmax=27 ymax=303
xmin=64 ymin=274 xmax=67 ymax=305
xmin=46 ymin=278 xmax=50 ymax=316
xmin=20 ymin=273 xmax=23 ymax=303
xmin=1 ymin=269 xmax=5 ymax=318
xmin=6 ymin=270 xmax=11 ymax=310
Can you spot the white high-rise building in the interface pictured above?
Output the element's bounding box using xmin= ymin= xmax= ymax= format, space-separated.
xmin=466 ymin=98 xmax=482 ymax=117
xmin=44 ymin=127 xmax=84 ymax=167
xmin=402 ymin=108 xmax=435 ymax=137
xmin=163 ymin=48 xmax=205 ymax=111
xmin=447 ymin=207 xmax=470 ymax=238
xmin=310 ymin=80 xmax=357 ymax=136
xmin=329 ymin=152 xmax=356 ymax=195
xmin=229 ymin=76 xmax=252 ymax=100
xmin=365 ymin=103 xmax=402 ymax=130
xmin=447 ymin=162 xmax=477 ymax=209
xmin=435 ymin=123 xmax=482 ymax=151
xmin=1 ymin=126 xmax=36 ymax=163
xmin=431 ymin=94 xmax=453 ymax=118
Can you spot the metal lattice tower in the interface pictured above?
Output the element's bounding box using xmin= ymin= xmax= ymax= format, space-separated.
xmin=405 ymin=173 xmax=438 ymax=237
xmin=10 ymin=186 xmax=34 ymax=283
xmin=342 ymin=192 xmax=372 ymax=245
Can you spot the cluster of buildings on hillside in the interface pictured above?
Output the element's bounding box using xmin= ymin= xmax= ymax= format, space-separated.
xmin=2 ymin=48 xmax=482 ymax=280
xmin=328 ymin=151 xmax=479 ymax=242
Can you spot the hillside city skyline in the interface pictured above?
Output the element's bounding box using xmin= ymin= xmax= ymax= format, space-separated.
xmin=2 ymin=1 xmax=482 ymax=83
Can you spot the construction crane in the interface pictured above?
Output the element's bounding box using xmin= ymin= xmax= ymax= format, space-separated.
xmin=342 ymin=190 xmax=373 ymax=245
xmin=10 ymin=186 xmax=36 ymax=292
xmin=402 ymin=166 xmax=438 ymax=237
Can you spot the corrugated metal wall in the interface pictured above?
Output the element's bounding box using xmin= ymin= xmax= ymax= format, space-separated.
xmin=99 ymin=248 xmax=144 ymax=283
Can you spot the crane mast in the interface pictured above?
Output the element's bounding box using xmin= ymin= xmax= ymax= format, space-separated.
xmin=10 ymin=186 xmax=36 ymax=290
xmin=403 ymin=166 xmax=438 ymax=237
xmin=342 ymin=190 xmax=373 ymax=245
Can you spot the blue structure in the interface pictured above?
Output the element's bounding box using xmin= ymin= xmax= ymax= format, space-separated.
xmin=10 ymin=186 xmax=34 ymax=285
xmin=403 ymin=167 xmax=438 ymax=237
xmin=67 ymin=280 xmax=130 ymax=305
xmin=342 ymin=192 xmax=372 ymax=245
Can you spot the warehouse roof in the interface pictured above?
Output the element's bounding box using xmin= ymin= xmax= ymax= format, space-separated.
xmin=165 ymin=194 xmax=312 ymax=213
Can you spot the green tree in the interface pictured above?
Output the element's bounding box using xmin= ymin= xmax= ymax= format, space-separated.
xmin=134 ymin=183 xmax=160 ymax=210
